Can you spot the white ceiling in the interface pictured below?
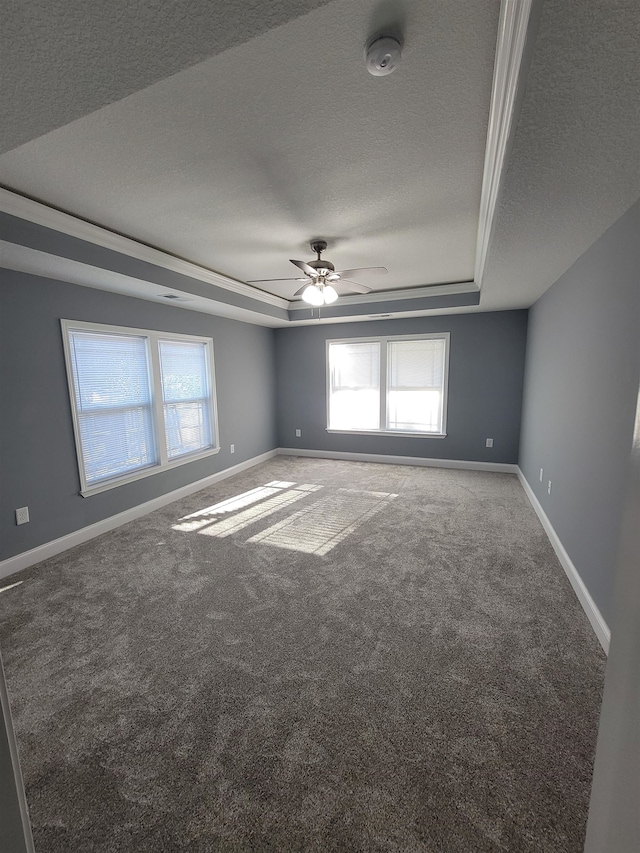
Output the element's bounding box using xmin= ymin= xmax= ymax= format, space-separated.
xmin=482 ymin=0 xmax=640 ymax=310
xmin=1 ymin=0 xmax=639 ymax=319
xmin=0 ymin=0 xmax=337 ymax=154
xmin=0 ymin=0 xmax=498 ymax=301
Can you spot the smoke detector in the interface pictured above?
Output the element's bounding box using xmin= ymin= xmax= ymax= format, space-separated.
xmin=364 ymin=35 xmax=402 ymax=76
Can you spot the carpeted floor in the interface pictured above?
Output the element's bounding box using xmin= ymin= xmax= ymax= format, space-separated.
xmin=0 ymin=458 xmax=605 ymax=852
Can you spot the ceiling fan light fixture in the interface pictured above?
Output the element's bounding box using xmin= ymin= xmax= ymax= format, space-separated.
xmin=323 ymin=285 xmax=338 ymax=304
xmin=302 ymin=284 xmax=324 ymax=306
xmin=280 ymin=241 xmax=382 ymax=301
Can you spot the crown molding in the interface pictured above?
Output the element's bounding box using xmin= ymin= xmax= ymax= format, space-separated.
xmin=474 ymin=0 xmax=542 ymax=289
xmin=0 ymin=236 xmax=479 ymax=328
xmin=0 ymin=241 xmax=287 ymax=327
xmin=0 ymin=187 xmax=289 ymax=311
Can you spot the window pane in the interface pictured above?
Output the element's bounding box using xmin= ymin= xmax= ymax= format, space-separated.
xmin=164 ymin=401 xmax=209 ymax=459
xmin=79 ymin=407 xmax=156 ymax=483
xmin=387 ymin=339 xmax=446 ymax=433
xmin=159 ymin=340 xmax=212 ymax=457
xmin=158 ymin=340 xmax=208 ymax=402
xmin=329 ymin=341 xmax=380 ymax=430
xmin=69 ymin=331 xmax=152 ymax=411
xmin=68 ymin=330 xmax=157 ymax=484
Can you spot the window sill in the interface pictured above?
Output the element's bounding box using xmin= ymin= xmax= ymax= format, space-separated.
xmin=326 ymin=429 xmax=447 ymax=439
xmin=80 ymin=445 xmax=221 ymax=497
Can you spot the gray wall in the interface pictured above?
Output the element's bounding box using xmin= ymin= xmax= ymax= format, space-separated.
xmin=0 ymin=270 xmax=277 ymax=561
xmin=519 ymin=199 xmax=640 ymax=626
xmin=275 ymin=311 xmax=528 ymax=464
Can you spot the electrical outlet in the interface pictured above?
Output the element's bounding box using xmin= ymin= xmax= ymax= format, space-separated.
xmin=547 ymin=480 xmax=552 ymax=495
xmin=539 ymin=468 xmax=544 ymax=482
xmin=485 ymin=438 xmax=493 ymax=448
xmin=295 ymin=429 xmax=301 ymax=437
xmin=15 ymin=506 xmax=29 ymax=525
xmin=230 ymin=444 xmax=235 ymax=454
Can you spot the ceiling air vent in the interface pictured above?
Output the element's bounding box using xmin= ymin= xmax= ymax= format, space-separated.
xmin=158 ymin=293 xmax=193 ymax=302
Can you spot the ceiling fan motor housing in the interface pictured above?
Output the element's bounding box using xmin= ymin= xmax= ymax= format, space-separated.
xmin=308 ymin=258 xmax=335 ymax=274
xmin=308 ymin=240 xmax=334 ymax=275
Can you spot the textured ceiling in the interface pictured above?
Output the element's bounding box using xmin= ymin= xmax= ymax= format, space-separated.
xmin=481 ymin=0 xmax=640 ymax=310
xmin=1 ymin=0 xmax=639 ymax=317
xmin=0 ymin=0 xmax=336 ymax=154
xmin=0 ymin=0 xmax=499 ymax=300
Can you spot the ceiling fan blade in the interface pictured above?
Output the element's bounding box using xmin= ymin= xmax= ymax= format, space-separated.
xmin=292 ymin=283 xmax=314 ymax=297
xmin=339 ymin=279 xmax=373 ymax=294
xmin=290 ymin=259 xmax=318 ymax=277
xmin=247 ymin=277 xmax=306 ymax=283
xmin=336 ymin=267 xmax=388 ymax=278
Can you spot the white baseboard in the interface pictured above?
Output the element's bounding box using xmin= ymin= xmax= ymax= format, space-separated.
xmin=517 ymin=467 xmax=610 ymax=654
xmin=278 ymin=447 xmax=519 ymax=474
xmin=0 ymin=449 xmax=278 ymax=582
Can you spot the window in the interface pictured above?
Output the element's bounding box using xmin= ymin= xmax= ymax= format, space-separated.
xmin=62 ymin=321 xmax=219 ymax=495
xmin=327 ymin=340 xmax=381 ymax=431
xmin=327 ymin=333 xmax=449 ymax=436
xmin=159 ymin=339 xmax=212 ymax=460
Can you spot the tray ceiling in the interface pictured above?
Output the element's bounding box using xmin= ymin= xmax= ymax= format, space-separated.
xmin=0 ymin=0 xmax=499 ymax=304
xmin=1 ymin=0 xmax=639 ymax=325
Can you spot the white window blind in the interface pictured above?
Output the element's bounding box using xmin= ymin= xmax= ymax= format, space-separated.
xmin=387 ymin=338 xmax=446 ymax=433
xmin=68 ymin=330 xmax=157 ymax=484
xmin=159 ymin=339 xmax=212 ymax=459
xmin=63 ymin=321 xmax=219 ymax=495
xmin=328 ymin=341 xmax=381 ymax=430
xmin=327 ymin=334 xmax=449 ymax=436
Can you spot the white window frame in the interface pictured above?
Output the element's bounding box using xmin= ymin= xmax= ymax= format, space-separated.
xmin=326 ymin=332 xmax=450 ymax=438
xmin=61 ymin=319 xmax=220 ymax=497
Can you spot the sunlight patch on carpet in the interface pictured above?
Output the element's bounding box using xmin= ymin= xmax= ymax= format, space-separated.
xmin=172 ymin=482 xmax=322 ymax=537
xmin=247 ymin=488 xmax=397 ymax=555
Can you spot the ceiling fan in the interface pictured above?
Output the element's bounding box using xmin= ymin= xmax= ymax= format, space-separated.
xmin=249 ymin=240 xmax=388 ymax=305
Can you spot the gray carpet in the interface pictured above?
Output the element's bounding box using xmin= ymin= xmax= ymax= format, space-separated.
xmin=0 ymin=458 xmax=605 ymax=852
